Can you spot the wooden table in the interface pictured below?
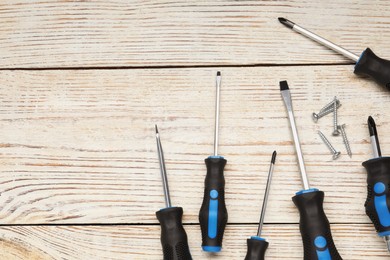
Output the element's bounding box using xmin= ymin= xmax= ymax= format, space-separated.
xmin=0 ymin=1 xmax=390 ymax=259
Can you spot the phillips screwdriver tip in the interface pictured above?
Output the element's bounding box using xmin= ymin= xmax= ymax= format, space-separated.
xmin=217 ymin=71 xmax=221 ymax=76
xmin=278 ymin=17 xmax=294 ymax=29
xmin=367 ymin=116 xmax=377 ymax=137
xmin=271 ymin=151 xmax=277 ymax=164
xmin=155 ymin=124 xmax=159 ymax=134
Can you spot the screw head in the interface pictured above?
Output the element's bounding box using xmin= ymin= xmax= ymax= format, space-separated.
xmin=332 ymin=151 xmax=341 ymax=160
xmin=312 ymin=112 xmax=319 ymax=123
xmin=332 ymin=129 xmax=340 ymax=136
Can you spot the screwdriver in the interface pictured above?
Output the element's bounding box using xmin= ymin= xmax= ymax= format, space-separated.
xmin=280 ymin=81 xmax=342 ymax=260
xmin=199 ymin=71 xmax=228 ymax=252
xmin=245 ymin=151 xmax=277 ymax=260
xmin=363 ymin=116 xmax=390 ymax=252
xmin=278 ymin=17 xmax=390 ymax=89
xmin=155 ymin=125 xmax=192 ymax=260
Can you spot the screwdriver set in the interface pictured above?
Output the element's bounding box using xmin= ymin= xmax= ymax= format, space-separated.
xmin=151 ymin=17 xmax=390 ymax=260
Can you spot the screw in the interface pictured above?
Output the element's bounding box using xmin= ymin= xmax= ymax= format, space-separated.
xmin=338 ymin=124 xmax=352 ymax=158
xmin=318 ymin=130 xmax=341 ymax=160
xmin=319 ymin=98 xmax=340 ymax=112
xmin=332 ymin=96 xmax=340 ymax=136
xmin=312 ymin=102 xmax=342 ymax=123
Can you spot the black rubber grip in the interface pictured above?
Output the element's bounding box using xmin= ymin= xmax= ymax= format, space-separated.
xmin=156 ymin=207 xmax=192 ymax=260
xmin=292 ymin=190 xmax=342 ymax=260
xmin=362 ymin=157 xmax=390 ymax=234
xmin=244 ymin=238 xmax=268 ymax=260
xmin=354 ymin=48 xmax=390 ymax=90
xmin=199 ymin=157 xmax=228 ymax=251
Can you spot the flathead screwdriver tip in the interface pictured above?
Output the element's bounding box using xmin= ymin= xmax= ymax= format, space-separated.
xmin=279 ymin=80 xmax=289 ymax=91
xmin=278 ymin=17 xmax=295 ymax=29
xmin=217 ymin=71 xmax=221 ymax=76
xmin=271 ymin=151 xmax=277 ymax=164
xmin=367 ymin=116 xmax=377 ymax=136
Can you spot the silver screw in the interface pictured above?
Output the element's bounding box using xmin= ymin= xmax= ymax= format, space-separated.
xmin=332 ymin=96 xmax=340 ymax=136
xmin=319 ymin=98 xmax=340 ymax=112
xmin=338 ymin=124 xmax=352 ymax=158
xmin=318 ymin=130 xmax=341 ymax=160
xmin=312 ymin=102 xmax=342 ymax=123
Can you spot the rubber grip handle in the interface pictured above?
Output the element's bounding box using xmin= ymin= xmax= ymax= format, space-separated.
xmin=199 ymin=157 xmax=228 ymax=252
xmin=362 ymin=157 xmax=390 ymax=236
xmin=354 ymin=48 xmax=390 ymax=90
xmin=292 ymin=190 xmax=342 ymax=260
xmin=156 ymin=207 xmax=192 ymax=260
xmin=244 ymin=238 xmax=268 ymax=260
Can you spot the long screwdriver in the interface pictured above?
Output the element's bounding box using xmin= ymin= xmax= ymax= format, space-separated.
xmin=363 ymin=116 xmax=390 ymax=252
xmin=155 ymin=125 xmax=192 ymax=260
xmin=245 ymin=151 xmax=277 ymax=260
xmin=199 ymin=71 xmax=228 ymax=252
xmin=280 ymin=81 xmax=342 ymax=260
xmin=278 ymin=17 xmax=390 ymax=90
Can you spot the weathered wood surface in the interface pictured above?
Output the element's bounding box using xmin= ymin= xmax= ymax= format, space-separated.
xmin=0 ymin=225 xmax=388 ymax=259
xmin=1 ymin=0 xmax=390 ymax=68
xmin=0 ymin=66 xmax=387 ymax=225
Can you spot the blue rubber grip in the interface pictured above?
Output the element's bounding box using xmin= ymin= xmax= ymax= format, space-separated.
xmin=314 ymin=236 xmax=331 ymax=260
xmin=373 ymin=182 xmax=390 ymax=229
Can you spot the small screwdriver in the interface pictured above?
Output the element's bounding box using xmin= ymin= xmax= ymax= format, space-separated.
xmin=363 ymin=116 xmax=390 ymax=252
xmin=245 ymin=151 xmax=277 ymax=260
xmin=199 ymin=71 xmax=228 ymax=252
xmin=280 ymin=81 xmax=342 ymax=260
xmin=155 ymin=125 xmax=192 ymax=260
xmin=278 ymin=17 xmax=390 ymax=89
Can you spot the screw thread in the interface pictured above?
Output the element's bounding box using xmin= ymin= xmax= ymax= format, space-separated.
xmin=320 ymin=99 xmax=340 ymax=112
xmin=339 ymin=125 xmax=352 ymax=157
xmin=318 ymin=130 xmax=336 ymax=153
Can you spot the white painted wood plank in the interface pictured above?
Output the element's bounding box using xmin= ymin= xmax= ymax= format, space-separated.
xmin=1 ymin=0 xmax=390 ymax=67
xmin=0 ymin=224 xmax=387 ymax=259
xmin=0 ymin=66 xmax=386 ymax=224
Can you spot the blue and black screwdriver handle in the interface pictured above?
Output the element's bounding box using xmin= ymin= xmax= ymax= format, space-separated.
xmin=363 ymin=116 xmax=390 ymax=252
xmin=199 ymin=72 xmax=228 ymax=252
xmin=155 ymin=125 xmax=192 ymax=260
xmin=280 ymin=81 xmax=342 ymax=260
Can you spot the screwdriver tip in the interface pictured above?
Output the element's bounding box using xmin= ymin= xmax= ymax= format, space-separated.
xmin=279 ymin=80 xmax=289 ymax=91
xmin=155 ymin=124 xmax=159 ymax=134
xmin=278 ymin=17 xmax=295 ymax=29
xmin=271 ymin=151 xmax=277 ymax=164
xmin=217 ymin=71 xmax=221 ymax=76
xmin=367 ymin=116 xmax=377 ymax=137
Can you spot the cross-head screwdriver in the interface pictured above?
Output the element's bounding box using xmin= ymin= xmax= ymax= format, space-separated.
xmin=279 ymin=17 xmax=390 ymax=90
xmin=155 ymin=125 xmax=192 ymax=260
xmin=363 ymin=116 xmax=390 ymax=252
xmin=245 ymin=151 xmax=277 ymax=260
xmin=280 ymin=81 xmax=342 ymax=260
xmin=199 ymin=71 xmax=228 ymax=253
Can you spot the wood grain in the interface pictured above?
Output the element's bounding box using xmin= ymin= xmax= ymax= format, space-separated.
xmin=0 ymin=224 xmax=387 ymax=259
xmin=0 ymin=66 xmax=387 ymax=224
xmin=1 ymin=0 xmax=390 ymax=68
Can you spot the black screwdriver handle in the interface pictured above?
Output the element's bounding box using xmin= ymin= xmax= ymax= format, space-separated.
xmin=354 ymin=48 xmax=390 ymax=90
xmin=362 ymin=157 xmax=390 ymax=236
xmin=292 ymin=190 xmax=342 ymax=260
xmin=199 ymin=156 xmax=228 ymax=252
xmin=156 ymin=207 xmax=192 ymax=260
xmin=244 ymin=238 xmax=268 ymax=260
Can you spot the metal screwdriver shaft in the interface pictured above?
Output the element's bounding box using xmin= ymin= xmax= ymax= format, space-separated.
xmin=278 ymin=17 xmax=390 ymax=89
xmin=244 ymin=151 xmax=277 ymax=260
xmin=214 ymin=72 xmax=221 ymax=156
xmin=156 ymin=125 xmax=171 ymax=208
xmin=155 ymin=125 xmax=192 ymax=260
xmin=257 ymin=151 xmax=277 ymax=237
xmin=278 ymin=17 xmax=359 ymax=61
xmin=280 ymin=80 xmax=310 ymax=190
